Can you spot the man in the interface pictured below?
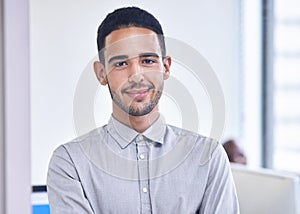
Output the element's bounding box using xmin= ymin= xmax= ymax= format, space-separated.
xmin=47 ymin=6 xmax=239 ymax=214
xmin=223 ymin=139 xmax=247 ymax=165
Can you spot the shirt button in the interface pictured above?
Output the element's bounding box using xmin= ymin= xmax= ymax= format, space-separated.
xmin=136 ymin=134 xmax=143 ymax=141
xmin=139 ymin=154 xmax=145 ymax=160
xmin=142 ymin=187 xmax=148 ymax=193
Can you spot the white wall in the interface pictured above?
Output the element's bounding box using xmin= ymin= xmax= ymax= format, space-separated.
xmin=242 ymin=0 xmax=262 ymax=167
xmin=1 ymin=0 xmax=31 ymax=213
xmin=0 ymin=1 xmax=5 ymax=211
xmin=30 ymin=0 xmax=241 ymax=185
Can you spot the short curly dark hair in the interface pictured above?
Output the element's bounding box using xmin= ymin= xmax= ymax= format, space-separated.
xmin=97 ymin=6 xmax=166 ymax=63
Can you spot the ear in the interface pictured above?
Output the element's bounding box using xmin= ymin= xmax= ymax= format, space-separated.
xmin=93 ymin=61 xmax=107 ymax=85
xmin=163 ymin=56 xmax=171 ymax=80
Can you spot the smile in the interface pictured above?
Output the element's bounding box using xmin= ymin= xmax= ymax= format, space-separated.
xmin=124 ymin=88 xmax=151 ymax=99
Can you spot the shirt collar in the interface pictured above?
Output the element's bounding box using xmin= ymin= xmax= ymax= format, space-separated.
xmin=107 ymin=114 xmax=166 ymax=149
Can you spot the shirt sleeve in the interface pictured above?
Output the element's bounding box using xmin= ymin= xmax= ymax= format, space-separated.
xmin=47 ymin=145 xmax=94 ymax=214
xmin=199 ymin=143 xmax=240 ymax=214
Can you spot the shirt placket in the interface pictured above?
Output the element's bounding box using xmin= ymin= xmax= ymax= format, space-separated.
xmin=135 ymin=134 xmax=152 ymax=214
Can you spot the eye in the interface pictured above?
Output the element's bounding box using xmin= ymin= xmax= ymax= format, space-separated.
xmin=114 ymin=61 xmax=127 ymax=67
xmin=142 ymin=59 xmax=156 ymax=64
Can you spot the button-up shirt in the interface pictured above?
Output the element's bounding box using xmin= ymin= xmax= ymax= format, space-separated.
xmin=47 ymin=115 xmax=239 ymax=214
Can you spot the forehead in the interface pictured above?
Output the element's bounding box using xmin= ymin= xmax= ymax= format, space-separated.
xmin=104 ymin=27 xmax=162 ymax=59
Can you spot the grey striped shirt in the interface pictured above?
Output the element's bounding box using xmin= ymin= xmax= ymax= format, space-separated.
xmin=47 ymin=115 xmax=239 ymax=214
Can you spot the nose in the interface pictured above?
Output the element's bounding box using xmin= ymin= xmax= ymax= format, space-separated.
xmin=128 ymin=62 xmax=144 ymax=83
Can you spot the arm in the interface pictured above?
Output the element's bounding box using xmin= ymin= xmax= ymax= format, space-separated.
xmin=199 ymin=143 xmax=240 ymax=214
xmin=47 ymin=145 xmax=94 ymax=214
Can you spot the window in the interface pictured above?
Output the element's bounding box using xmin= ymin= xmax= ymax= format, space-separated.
xmin=242 ymin=0 xmax=300 ymax=173
xmin=273 ymin=0 xmax=300 ymax=173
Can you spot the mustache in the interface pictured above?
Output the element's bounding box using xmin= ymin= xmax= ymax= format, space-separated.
xmin=121 ymin=82 xmax=154 ymax=93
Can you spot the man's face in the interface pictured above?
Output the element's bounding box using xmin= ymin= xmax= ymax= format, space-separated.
xmin=97 ymin=27 xmax=171 ymax=116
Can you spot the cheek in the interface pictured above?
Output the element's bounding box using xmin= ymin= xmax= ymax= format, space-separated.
xmin=144 ymin=71 xmax=164 ymax=84
xmin=107 ymin=73 xmax=128 ymax=91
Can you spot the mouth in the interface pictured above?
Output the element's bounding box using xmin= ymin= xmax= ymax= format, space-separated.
xmin=124 ymin=88 xmax=152 ymax=100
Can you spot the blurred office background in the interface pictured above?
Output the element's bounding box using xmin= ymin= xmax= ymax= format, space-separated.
xmin=1 ymin=0 xmax=299 ymax=213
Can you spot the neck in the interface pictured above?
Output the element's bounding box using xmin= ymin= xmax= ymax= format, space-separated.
xmin=112 ymin=105 xmax=160 ymax=133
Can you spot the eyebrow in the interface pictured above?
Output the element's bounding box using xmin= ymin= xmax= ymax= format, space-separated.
xmin=108 ymin=52 xmax=160 ymax=64
xmin=108 ymin=55 xmax=128 ymax=64
xmin=139 ymin=52 xmax=160 ymax=58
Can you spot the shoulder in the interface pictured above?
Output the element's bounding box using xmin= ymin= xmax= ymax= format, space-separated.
xmin=166 ymin=124 xmax=223 ymax=165
xmin=52 ymin=125 xmax=107 ymax=158
xmin=166 ymin=124 xmax=219 ymax=147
